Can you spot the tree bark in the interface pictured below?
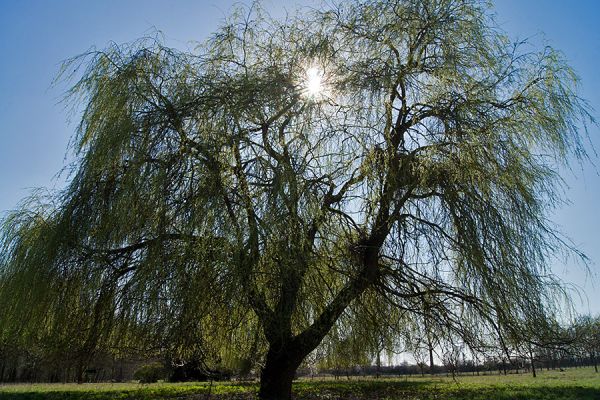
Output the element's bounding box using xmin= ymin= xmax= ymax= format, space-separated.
xmin=255 ymin=230 xmax=382 ymax=399
xmin=530 ymin=351 xmax=536 ymax=378
xmin=258 ymin=345 xmax=302 ymax=400
xmin=76 ymin=362 xmax=85 ymax=384
xmin=428 ymin=342 xmax=435 ymax=375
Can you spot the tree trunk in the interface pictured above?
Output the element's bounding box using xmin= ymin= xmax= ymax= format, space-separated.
xmin=258 ymin=345 xmax=302 ymax=400
xmin=255 ymin=239 xmax=380 ymax=399
xmin=428 ymin=344 xmax=435 ymax=375
xmin=530 ymin=356 xmax=536 ymax=378
xmin=76 ymin=363 xmax=85 ymax=384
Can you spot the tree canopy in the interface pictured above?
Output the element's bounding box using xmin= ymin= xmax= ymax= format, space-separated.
xmin=0 ymin=0 xmax=594 ymax=398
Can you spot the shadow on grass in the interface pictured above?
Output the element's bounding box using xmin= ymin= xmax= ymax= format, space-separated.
xmin=445 ymin=386 xmax=600 ymax=400
xmin=293 ymin=380 xmax=600 ymax=400
xmin=0 ymin=386 xmax=250 ymax=400
xmin=1 ymin=380 xmax=599 ymax=400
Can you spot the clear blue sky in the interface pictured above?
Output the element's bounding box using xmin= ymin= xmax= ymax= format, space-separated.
xmin=1 ymin=0 xmax=599 ymax=315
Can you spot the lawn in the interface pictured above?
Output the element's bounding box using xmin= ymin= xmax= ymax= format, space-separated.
xmin=0 ymin=367 xmax=598 ymax=399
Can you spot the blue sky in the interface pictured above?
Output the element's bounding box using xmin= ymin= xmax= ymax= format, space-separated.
xmin=1 ymin=0 xmax=599 ymax=315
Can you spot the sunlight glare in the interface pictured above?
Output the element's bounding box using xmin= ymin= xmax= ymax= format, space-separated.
xmin=305 ymin=67 xmax=324 ymax=97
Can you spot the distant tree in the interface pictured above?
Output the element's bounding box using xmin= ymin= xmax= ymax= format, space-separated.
xmin=133 ymin=362 xmax=166 ymax=384
xmin=441 ymin=343 xmax=463 ymax=377
xmin=0 ymin=0 xmax=594 ymax=398
xmin=587 ymin=317 xmax=600 ymax=372
xmin=316 ymin=333 xmax=371 ymax=379
xmin=573 ymin=315 xmax=600 ymax=372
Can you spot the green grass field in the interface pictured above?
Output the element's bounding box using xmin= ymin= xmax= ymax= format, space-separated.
xmin=0 ymin=367 xmax=598 ymax=399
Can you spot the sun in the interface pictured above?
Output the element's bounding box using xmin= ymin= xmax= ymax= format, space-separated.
xmin=303 ymin=66 xmax=325 ymax=98
xmin=305 ymin=67 xmax=323 ymax=96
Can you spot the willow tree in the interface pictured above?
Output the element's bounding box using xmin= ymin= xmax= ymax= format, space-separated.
xmin=0 ymin=0 xmax=593 ymax=398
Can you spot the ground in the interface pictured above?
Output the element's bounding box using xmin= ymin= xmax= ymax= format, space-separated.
xmin=0 ymin=367 xmax=598 ymax=399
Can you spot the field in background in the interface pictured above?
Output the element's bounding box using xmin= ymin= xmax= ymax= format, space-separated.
xmin=0 ymin=367 xmax=598 ymax=399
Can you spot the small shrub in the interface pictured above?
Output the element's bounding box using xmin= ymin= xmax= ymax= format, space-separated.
xmin=133 ymin=362 xmax=166 ymax=383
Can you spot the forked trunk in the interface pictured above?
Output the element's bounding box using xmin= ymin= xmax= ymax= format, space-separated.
xmin=256 ymin=242 xmax=378 ymax=399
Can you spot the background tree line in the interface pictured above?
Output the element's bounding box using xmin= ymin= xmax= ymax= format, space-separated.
xmin=1 ymin=314 xmax=597 ymax=382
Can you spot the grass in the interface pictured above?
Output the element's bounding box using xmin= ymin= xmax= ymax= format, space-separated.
xmin=0 ymin=367 xmax=598 ymax=399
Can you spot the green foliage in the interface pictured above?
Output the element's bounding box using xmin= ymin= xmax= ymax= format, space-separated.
xmin=133 ymin=362 xmax=167 ymax=384
xmin=0 ymin=0 xmax=595 ymax=394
